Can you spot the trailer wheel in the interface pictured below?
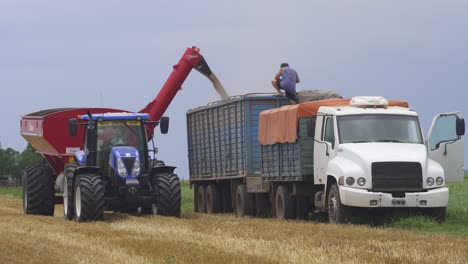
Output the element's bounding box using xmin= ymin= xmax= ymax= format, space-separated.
xmin=255 ymin=193 xmax=270 ymax=218
xmin=63 ymin=163 xmax=77 ymax=220
xmin=327 ymin=184 xmax=350 ymax=224
xmin=235 ymin=184 xmax=255 ymax=217
xmin=22 ymin=164 xmax=55 ymax=216
xmin=206 ymin=185 xmax=221 ymax=214
xmin=196 ymin=184 xmax=206 ymax=213
xmin=275 ymin=185 xmax=296 ymax=220
xmin=423 ymin=207 xmax=447 ymax=223
xmin=152 ymin=173 xmax=181 ymax=217
xmin=73 ymin=174 xmax=104 ymax=222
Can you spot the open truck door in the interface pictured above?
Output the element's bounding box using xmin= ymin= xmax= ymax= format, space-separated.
xmin=427 ymin=112 xmax=465 ymax=182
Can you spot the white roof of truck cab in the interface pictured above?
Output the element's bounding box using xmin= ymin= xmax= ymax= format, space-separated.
xmin=318 ymin=105 xmax=418 ymax=116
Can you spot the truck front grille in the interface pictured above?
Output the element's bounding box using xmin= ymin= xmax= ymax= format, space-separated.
xmin=371 ymin=162 xmax=422 ymax=192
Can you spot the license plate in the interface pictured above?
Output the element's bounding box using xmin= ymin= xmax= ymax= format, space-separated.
xmin=391 ymin=199 xmax=406 ymax=206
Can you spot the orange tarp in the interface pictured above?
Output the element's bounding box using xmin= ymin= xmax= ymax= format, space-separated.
xmin=258 ymin=99 xmax=409 ymax=145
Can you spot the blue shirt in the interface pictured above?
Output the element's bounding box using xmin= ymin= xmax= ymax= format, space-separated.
xmin=280 ymin=67 xmax=297 ymax=93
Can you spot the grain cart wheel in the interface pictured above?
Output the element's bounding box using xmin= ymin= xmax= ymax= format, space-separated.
xmin=206 ymin=184 xmax=221 ymax=214
xmin=196 ymin=184 xmax=206 ymax=213
xmin=152 ymin=173 xmax=181 ymax=217
xmin=63 ymin=163 xmax=77 ymax=220
xmin=235 ymin=184 xmax=255 ymax=217
xmin=327 ymin=184 xmax=350 ymax=224
xmin=275 ymin=185 xmax=296 ymax=220
xmin=22 ymin=164 xmax=55 ymax=216
xmin=424 ymin=207 xmax=447 ymax=223
xmin=73 ymin=174 xmax=104 ymax=222
xmin=255 ymin=193 xmax=270 ymax=218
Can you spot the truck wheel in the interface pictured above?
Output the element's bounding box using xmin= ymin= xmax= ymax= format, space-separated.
xmin=424 ymin=207 xmax=447 ymax=223
xmin=63 ymin=163 xmax=77 ymax=220
xmin=235 ymin=184 xmax=255 ymax=217
xmin=275 ymin=185 xmax=295 ymax=220
xmin=153 ymin=173 xmax=181 ymax=217
xmin=206 ymin=185 xmax=221 ymax=214
xmin=327 ymin=184 xmax=350 ymax=224
xmin=196 ymin=184 xmax=206 ymax=213
xmin=73 ymin=174 xmax=104 ymax=222
xmin=255 ymin=193 xmax=270 ymax=218
xmin=22 ymin=164 xmax=55 ymax=216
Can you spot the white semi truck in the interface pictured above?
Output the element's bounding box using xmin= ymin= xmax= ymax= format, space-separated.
xmin=187 ymin=95 xmax=464 ymax=223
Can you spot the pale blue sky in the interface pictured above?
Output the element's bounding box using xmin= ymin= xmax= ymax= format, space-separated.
xmin=1 ymin=0 xmax=467 ymax=178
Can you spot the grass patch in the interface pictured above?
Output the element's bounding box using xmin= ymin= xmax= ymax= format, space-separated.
xmin=389 ymin=174 xmax=468 ymax=235
xmin=0 ymin=186 xmax=22 ymax=198
xmin=180 ymin=180 xmax=193 ymax=214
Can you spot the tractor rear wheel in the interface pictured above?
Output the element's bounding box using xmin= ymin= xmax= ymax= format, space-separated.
xmin=73 ymin=174 xmax=104 ymax=222
xmin=22 ymin=164 xmax=55 ymax=216
xmin=152 ymin=173 xmax=181 ymax=217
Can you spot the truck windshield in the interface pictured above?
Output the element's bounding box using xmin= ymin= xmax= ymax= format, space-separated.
xmin=337 ymin=115 xmax=423 ymax=144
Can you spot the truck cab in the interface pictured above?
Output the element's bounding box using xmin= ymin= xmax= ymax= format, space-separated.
xmin=313 ymin=96 xmax=465 ymax=223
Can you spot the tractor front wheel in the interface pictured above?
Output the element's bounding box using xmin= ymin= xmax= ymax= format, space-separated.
xmin=151 ymin=173 xmax=181 ymax=217
xmin=73 ymin=174 xmax=105 ymax=222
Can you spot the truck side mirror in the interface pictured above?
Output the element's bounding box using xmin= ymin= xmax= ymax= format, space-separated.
xmin=160 ymin=116 xmax=169 ymax=134
xmin=69 ymin=118 xmax=78 ymax=136
xmin=456 ymin=118 xmax=465 ymax=136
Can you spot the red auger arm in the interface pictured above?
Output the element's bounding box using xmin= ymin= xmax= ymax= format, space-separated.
xmin=140 ymin=46 xmax=228 ymax=140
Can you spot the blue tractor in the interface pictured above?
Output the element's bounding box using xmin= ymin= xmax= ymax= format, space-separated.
xmin=66 ymin=112 xmax=180 ymax=221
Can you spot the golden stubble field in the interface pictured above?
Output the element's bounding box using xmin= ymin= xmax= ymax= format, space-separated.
xmin=0 ymin=195 xmax=467 ymax=264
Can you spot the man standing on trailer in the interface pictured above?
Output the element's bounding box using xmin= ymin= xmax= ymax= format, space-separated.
xmin=271 ymin=62 xmax=300 ymax=104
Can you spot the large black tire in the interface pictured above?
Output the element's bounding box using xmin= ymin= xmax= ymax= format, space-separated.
xmin=74 ymin=174 xmax=105 ymax=222
xmin=423 ymin=207 xmax=447 ymax=223
xmin=206 ymin=184 xmax=221 ymax=214
xmin=235 ymin=184 xmax=255 ymax=217
xmin=22 ymin=164 xmax=55 ymax=216
xmin=196 ymin=184 xmax=206 ymax=213
xmin=63 ymin=163 xmax=77 ymax=220
xmin=152 ymin=173 xmax=181 ymax=217
xmin=275 ymin=185 xmax=296 ymax=220
xmin=255 ymin=193 xmax=270 ymax=218
xmin=327 ymin=184 xmax=351 ymax=224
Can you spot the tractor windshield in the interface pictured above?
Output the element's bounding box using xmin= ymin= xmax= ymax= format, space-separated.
xmin=96 ymin=120 xmax=146 ymax=172
xmin=97 ymin=120 xmax=145 ymax=150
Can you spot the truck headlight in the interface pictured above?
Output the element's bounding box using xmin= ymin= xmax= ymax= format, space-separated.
xmin=357 ymin=177 xmax=366 ymax=186
xmin=436 ymin=177 xmax=444 ymax=186
xmin=131 ymin=158 xmax=141 ymax=177
xmin=117 ymin=158 xmax=127 ymax=177
xmin=426 ymin=177 xmax=434 ymax=186
xmin=346 ymin=177 xmax=355 ymax=186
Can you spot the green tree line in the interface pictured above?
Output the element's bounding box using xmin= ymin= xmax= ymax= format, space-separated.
xmin=0 ymin=143 xmax=43 ymax=181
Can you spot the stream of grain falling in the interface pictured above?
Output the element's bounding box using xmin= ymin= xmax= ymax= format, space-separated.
xmin=209 ymin=73 xmax=229 ymax=100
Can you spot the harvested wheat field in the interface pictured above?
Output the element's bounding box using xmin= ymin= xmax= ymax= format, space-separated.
xmin=0 ymin=195 xmax=467 ymax=264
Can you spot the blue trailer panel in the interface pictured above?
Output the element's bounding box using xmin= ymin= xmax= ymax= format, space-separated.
xmin=187 ymin=94 xmax=289 ymax=181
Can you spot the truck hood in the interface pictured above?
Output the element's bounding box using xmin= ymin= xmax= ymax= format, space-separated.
xmin=338 ymin=143 xmax=427 ymax=165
